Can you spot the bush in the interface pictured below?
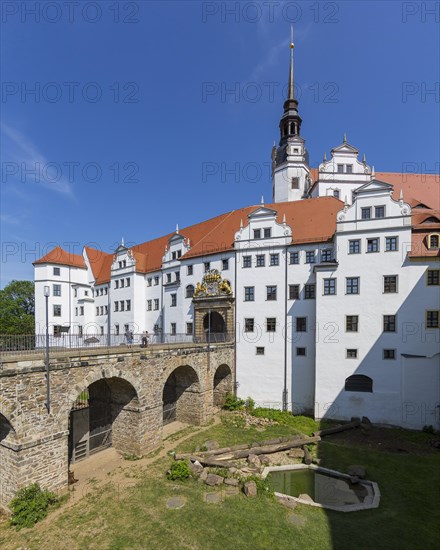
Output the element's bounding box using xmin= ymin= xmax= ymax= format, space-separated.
xmin=224 ymin=392 xmax=245 ymax=411
xmin=166 ymin=460 xmax=191 ymax=481
xmin=10 ymin=483 xmax=59 ymax=530
xmin=210 ymin=467 xmax=228 ymax=478
xmin=423 ymin=425 xmax=436 ymax=435
xmin=245 ymin=396 xmax=255 ymax=412
xmin=251 ymin=407 xmax=292 ymax=424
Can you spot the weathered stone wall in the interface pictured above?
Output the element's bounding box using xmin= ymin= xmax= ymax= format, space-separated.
xmin=0 ymin=342 xmax=234 ymax=510
xmin=213 ymin=365 xmax=233 ymax=408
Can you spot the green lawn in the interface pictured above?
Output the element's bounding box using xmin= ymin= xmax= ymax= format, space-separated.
xmin=1 ymin=416 xmax=439 ymax=550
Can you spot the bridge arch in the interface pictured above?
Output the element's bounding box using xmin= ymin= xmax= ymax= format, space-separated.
xmin=213 ymin=364 xmax=233 ymax=408
xmin=67 ymin=373 xmax=144 ymax=463
xmin=162 ymin=365 xmax=202 ymax=425
xmin=58 ymin=365 xmax=145 ymax=433
xmin=0 ymin=413 xmax=17 ymax=508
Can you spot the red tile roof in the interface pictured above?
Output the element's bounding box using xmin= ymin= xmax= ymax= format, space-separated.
xmin=408 ymin=231 xmax=440 ymax=258
xmin=33 ymin=246 xmax=86 ymax=268
xmin=376 ymin=172 xmax=439 ymax=211
xmin=84 ymin=247 xmax=113 ymax=285
xmin=35 ymin=172 xmax=440 ymax=275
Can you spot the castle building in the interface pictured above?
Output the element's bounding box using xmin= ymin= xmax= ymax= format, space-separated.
xmin=34 ymin=38 xmax=440 ymax=431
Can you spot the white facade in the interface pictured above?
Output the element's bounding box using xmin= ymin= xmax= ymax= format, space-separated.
xmin=33 ymin=47 xmax=439 ymax=431
xmin=311 ymin=139 xmax=373 ymax=203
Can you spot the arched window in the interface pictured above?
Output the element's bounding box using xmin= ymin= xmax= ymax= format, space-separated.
xmin=428 ymin=234 xmax=439 ymax=250
xmin=185 ymin=284 xmax=195 ymax=298
xmin=345 ymin=374 xmax=373 ymax=393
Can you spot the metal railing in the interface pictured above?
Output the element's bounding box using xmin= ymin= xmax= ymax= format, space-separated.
xmin=0 ymin=332 xmax=232 ymax=359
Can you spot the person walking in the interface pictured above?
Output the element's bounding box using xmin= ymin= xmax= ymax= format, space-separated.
xmin=141 ymin=330 xmax=149 ymax=348
xmin=125 ymin=328 xmax=134 ymax=349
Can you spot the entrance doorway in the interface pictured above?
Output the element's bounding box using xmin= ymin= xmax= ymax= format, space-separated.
xmin=203 ymin=311 xmax=226 ymax=342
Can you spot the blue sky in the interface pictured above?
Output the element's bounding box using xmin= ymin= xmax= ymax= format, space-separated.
xmin=1 ymin=0 xmax=439 ymax=286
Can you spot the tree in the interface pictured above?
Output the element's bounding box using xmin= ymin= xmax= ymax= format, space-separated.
xmin=0 ymin=280 xmax=35 ymax=334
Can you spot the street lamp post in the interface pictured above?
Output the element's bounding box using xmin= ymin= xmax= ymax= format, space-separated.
xmin=44 ymin=286 xmax=51 ymax=413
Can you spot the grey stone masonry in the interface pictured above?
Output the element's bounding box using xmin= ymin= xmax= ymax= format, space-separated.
xmin=0 ymin=342 xmax=234 ymax=510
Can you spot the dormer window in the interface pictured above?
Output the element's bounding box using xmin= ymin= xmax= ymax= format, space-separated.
xmin=264 ymin=228 xmax=271 ymax=238
xmin=375 ymin=206 xmax=385 ymax=218
xmin=333 ymin=189 xmax=340 ymax=199
xmin=337 ymin=164 xmax=344 ymax=174
xmin=166 ymin=273 xmax=171 ymax=283
xmin=361 ymin=207 xmax=371 ymax=220
xmin=291 ymin=177 xmax=299 ymax=189
xmin=346 ymin=164 xmax=353 ymax=174
xmin=428 ymin=234 xmax=439 ymax=249
xmin=253 ymin=229 xmax=261 ymax=239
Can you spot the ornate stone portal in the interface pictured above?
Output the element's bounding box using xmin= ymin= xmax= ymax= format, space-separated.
xmin=193 ymin=270 xmax=234 ymax=342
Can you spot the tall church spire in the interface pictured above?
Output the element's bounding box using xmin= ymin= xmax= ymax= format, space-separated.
xmin=272 ymin=29 xmax=309 ymax=204
xmin=277 ymin=28 xmax=302 ymax=148
xmin=288 ymin=26 xmax=295 ymax=100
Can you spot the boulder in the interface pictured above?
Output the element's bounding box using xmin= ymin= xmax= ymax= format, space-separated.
xmin=243 ymin=480 xmax=257 ymax=497
xmin=199 ymin=469 xmax=208 ymax=482
xmin=349 ymin=475 xmax=360 ymax=484
xmin=259 ymin=454 xmax=271 ymax=465
xmin=298 ymin=493 xmax=314 ymax=503
xmin=347 ymin=465 xmax=366 ymax=479
xmin=204 ymin=440 xmax=219 ymax=451
xmin=278 ymin=497 xmax=297 ymax=510
xmin=189 ymin=460 xmax=204 ymax=475
xmin=205 ymin=474 xmax=224 ymax=486
xmin=224 ymin=477 xmax=239 ymax=486
xmin=247 ymin=454 xmax=261 ymax=468
xmin=288 ymin=449 xmax=305 ymax=459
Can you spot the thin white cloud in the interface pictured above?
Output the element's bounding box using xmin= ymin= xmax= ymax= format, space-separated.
xmin=1 ymin=123 xmax=74 ymax=197
xmin=249 ymin=24 xmax=313 ymax=81
xmin=0 ymin=213 xmax=20 ymax=225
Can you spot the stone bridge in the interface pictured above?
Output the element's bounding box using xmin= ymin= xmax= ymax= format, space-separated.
xmin=0 ymin=342 xmax=234 ymax=510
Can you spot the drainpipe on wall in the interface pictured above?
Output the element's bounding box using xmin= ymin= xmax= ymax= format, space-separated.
xmin=233 ymin=252 xmax=238 ymax=397
xmin=283 ymin=245 xmax=288 ymax=411
xmin=161 ymin=277 xmax=164 ymax=344
xmin=107 ymin=282 xmax=111 ymax=347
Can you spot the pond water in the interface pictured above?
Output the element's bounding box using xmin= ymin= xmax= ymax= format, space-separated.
xmin=268 ymin=469 xmax=369 ymax=507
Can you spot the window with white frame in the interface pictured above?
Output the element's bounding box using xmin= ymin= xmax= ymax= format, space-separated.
xmin=346 ymin=277 xmax=360 ymax=295
xmin=385 ymin=236 xmax=398 ymax=251
xmin=324 ymin=279 xmax=336 ymax=295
